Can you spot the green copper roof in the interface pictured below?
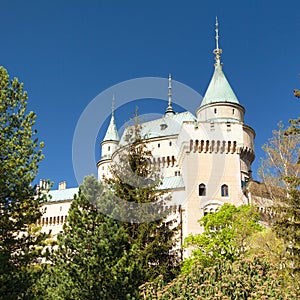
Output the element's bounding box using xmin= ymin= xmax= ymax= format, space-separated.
xmin=120 ymin=111 xmax=196 ymax=144
xmin=201 ymin=62 xmax=239 ymax=107
xmin=103 ymin=114 xmax=119 ymax=142
xmin=159 ymin=176 xmax=185 ymax=190
xmin=48 ymin=187 xmax=79 ymax=202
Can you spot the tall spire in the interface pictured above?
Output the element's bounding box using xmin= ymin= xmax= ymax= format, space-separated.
xmin=213 ymin=16 xmax=223 ymax=67
xmin=165 ymin=74 xmax=175 ymax=115
xmin=103 ymin=95 xmax=119 ymax=142
xmin=200 ymin=18 xmax=239 ymax=107
xmin=112 ymin=94 xmax=115 ymax=117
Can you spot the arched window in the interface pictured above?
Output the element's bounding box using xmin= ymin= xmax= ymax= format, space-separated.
xmin=199 ymin=183 xmax=206 ymax=196
xmin=203 ymin=203 xmax=220 ymax=216
xmin=221 ymin=184 xmax=229 ymax=197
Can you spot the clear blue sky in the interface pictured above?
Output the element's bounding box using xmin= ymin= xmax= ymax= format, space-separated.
xmin=1 ymin=0 xmax=299 ymax=189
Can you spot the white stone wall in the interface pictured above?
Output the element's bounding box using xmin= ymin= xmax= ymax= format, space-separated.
xmin=38 ymin=200 xmax=72 ymax=236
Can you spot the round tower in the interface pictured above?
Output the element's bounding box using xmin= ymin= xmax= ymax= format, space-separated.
xmin=97 ymin=96 xmax=119 ymax=180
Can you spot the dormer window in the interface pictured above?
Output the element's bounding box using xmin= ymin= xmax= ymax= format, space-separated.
xmin=160 ymin=123 xmax=168 ymax=130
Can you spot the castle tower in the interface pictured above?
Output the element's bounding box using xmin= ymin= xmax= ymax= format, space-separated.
xmin=179 ymin=18 xmax=255 ymax=240
xmin=195 ymin=17 xmax=255 ymax=182
xmin=97 ymin=95 xmax=119 ymax=180
xmin=196 ymin=17 xmax=245 ymax=123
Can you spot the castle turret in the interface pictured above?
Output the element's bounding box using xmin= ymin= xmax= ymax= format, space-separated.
xmin=195 ymin=18 xmax=255 ymax=183
xmin=196 ymin=17 xmax=245 ymax=124
xmin=97 ymin=96 xmax=119 ymax=180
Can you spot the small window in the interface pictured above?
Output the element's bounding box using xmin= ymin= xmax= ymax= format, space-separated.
xmin=160 ymin=124 xmax=168 ymax=130
xmin=199 ymin=183 xmax=206 ymax=196
xmin=221 ymin=184 xmax=229 ymax=197
xmin=232 ymin=109 xmax=235 ymax=115
xmin=60 ymin=206 xmax=62 ymax=211
xmin=169 ymin=141 xmax=172 ymax=146
xmin=158 ymin=143 xmax=160 ymax=148
xmin=102 ymin=166 xmax=104 ymax=170
xmin=108 ymin=146 xmax=111 ymax=151
xmin=214 ymin=108 xmax=217 ymax=114
xmin=203 ymin=203 xmax=221 ymax=216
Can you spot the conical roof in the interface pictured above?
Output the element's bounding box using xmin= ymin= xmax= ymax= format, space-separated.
xmin=200 ymin=17 xmax=239 ymax=107
xmin=200 ymin=62 xmax=239 ymax=106
xmin=103 ymin=113 xmax=119 ymax=142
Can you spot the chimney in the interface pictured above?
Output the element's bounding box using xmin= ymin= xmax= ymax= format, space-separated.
xmin=39 ymin=179 xmax=49 ymax=190
xmin=58 ymin=181 xmax=67 ymax=190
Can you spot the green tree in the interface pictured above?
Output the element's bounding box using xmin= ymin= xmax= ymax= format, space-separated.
xmin=0 ymin=67 xmax=46 ymax=299
xmin=106 ymin=120 xmax=180 ymax=290
xmin=37 ymin=175 xmax=136 ymax=300
xmin=182 ymin=204 xmax=262 ymax=272
xmin=140 ymin=256 xmax=297 ymax=299
xmin=259 ymin=121 xmax=300 ymax=284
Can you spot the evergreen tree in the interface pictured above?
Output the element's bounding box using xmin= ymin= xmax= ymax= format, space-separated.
xmin=38 ymin=175 xmax=136 ymax=300
xmin=0 ymin=67 xmax=46 ymax=299
xmin=106 ymin=119 xmax=180 ymax=290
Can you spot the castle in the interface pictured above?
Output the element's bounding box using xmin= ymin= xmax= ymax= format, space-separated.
xmin=38 ymin=20 xmax=255 ymax=241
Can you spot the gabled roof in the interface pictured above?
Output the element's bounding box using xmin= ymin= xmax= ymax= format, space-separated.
xmin=103 ymin=114 xmax=119 ymax=142
xmin=200 ymin=62 xmax=239 ymax=107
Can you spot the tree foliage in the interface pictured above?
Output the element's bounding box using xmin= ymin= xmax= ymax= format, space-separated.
xmin=106 ymin=120 xmax=180 ymax=287
xmin=37 ymin=175 xmax=136 ymax=300
xmin=260 ymin=120 xmax=300 ymax=284
xmin=182 ymin=204 xmax=262 ymax=272
xmin=140 ymin=256 xmax=297 ymax=299
xmin=0 ymin=67 xmax=46 ymax=299
xmin=259 ymin=122 xmax=300 ymax=198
